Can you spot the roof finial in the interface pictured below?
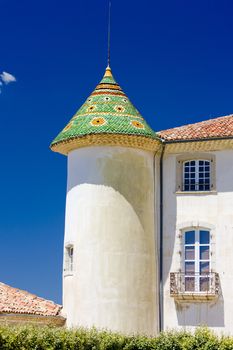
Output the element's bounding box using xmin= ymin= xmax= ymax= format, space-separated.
xmin=107 ymin=0 xmax=111 ymax=67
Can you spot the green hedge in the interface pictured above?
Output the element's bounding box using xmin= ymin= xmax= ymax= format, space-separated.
xmin=0 ymin=326 xmax=233 ymax=350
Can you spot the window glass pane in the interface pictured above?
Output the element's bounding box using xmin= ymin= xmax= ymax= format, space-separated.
xmin=185 ymin=262 xmax=195 ymax=274
xmin=185 ymin=231 xmax=195 ymax=244
xmin=200 ymin=230 xmax=210 ymax=244
xmin=200 ymin=246 xmax=209 ymax=260
xmin=190 ymin=161 xmax=195 ymax=166
xmin=185 ymin=277 xmax=195 ymax=292
xmin=185 ymin=246 xmax=195 ymax=260
xmin=70 ymin=248 xmax=73 ymax=267
xmin=200 ymin=262 xmax=209 ymax=274
xmin=69 ymin=247 xmax=73 ymax=257
xmin=199 ymin=161 xmax=210 ymax=191
xmin=200 ymin=277 xmax=209 ymax=292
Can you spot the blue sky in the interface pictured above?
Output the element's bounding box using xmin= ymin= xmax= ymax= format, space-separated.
xmin=0 ymin=0 xmax=233 ymax=304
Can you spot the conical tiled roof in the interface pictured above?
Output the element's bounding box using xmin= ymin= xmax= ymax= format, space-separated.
xmin=50 ymin=66 xmax=159 ymax=155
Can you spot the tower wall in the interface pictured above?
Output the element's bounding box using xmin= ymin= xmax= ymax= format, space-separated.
xmin=63 ymin=146 xmax=159 ymax=335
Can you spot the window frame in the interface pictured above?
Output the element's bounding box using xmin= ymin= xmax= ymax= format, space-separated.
xmin=176 ymin=153 xmax=216 ymax=193
xmin=183 ymin=159 xmax=211 ymax=191
xmin=64 ymin=244 xmax=74 ymax=275
xmin=182 ymin=228 xmax=211 ymax=293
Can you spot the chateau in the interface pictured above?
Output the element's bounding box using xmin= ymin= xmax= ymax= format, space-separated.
xmin=50 ymin=65 xmax=233 ymax=335
xmin=1 ymin=65 xmax=233 ymax=335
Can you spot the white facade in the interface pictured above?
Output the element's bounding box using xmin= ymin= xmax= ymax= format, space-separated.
xmin=163 ymin=148 xmax=233 ymax=334
xmin=61 ymin=138 xmax=233 ymax=335
xmin=63 ymin=146 xmax=159 ymax=335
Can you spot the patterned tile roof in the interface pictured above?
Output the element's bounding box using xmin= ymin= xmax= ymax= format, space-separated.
xmin=0 ymin=282 xmax=62 ymax=316
xmin=158 ymin=114 xmax=233 ymax=142
xmin=51 ymin=66 xmax=158 ymax=154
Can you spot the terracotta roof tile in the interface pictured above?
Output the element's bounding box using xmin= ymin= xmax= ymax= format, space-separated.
xmin=158 ymin=114 xmax=233 ymax=142
xmin=0 ymin=282 xmax=62 ymax=316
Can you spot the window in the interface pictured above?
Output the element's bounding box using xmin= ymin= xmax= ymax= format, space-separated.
xmin=176 ymin=153 xmax=216 ymax=192
xmin=65 ymin=245 xmax=74 ymax=272
xmin=183 ymin=160 xmax=210 ymax=191
xmin=184 ymin=229 xmax=210 ymax=292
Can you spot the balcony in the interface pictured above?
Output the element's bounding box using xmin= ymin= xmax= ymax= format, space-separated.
xmin=170 ymin=272 xmax=220 ymax=301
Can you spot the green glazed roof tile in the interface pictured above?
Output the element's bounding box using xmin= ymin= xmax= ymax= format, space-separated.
xmin=51 ymin=66 xmax=158 ymax=154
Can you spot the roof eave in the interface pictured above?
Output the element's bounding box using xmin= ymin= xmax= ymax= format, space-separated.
xmin=160 ymin=135 xmax=233 ymax=144
xmin=0 ymin=313 xmax=66 ymax=326
xmin=50 ymin=133 xmax=161 ymax=155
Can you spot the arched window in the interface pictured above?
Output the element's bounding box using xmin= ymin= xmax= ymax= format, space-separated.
xmin=183 ymin=160 xmax=210 ymax=191
xmin=65 ymin=245 xmax=74 ymax=272
xmin=184 ymin=229 xmax=210 ymax=292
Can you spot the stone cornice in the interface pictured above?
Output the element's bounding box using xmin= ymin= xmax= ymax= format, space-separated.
xmin=162 ymin=138 xmax=233 ymax=154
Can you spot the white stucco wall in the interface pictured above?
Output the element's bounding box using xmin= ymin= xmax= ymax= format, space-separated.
xmin=163 ymin=149 xmax=233 ymax=334
xmin=63 ymin=146 xmax=159 ymax=335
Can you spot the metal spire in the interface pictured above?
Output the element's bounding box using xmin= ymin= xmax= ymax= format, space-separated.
xmin=107 ymin=0 xmax=111 ymax=67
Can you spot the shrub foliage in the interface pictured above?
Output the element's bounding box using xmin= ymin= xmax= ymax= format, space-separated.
xmin=0 ymin=326 xmax=232 ymax=350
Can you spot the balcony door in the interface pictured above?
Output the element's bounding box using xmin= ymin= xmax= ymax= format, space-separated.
xmin=184 ymin=229 xmax=210 ymax=292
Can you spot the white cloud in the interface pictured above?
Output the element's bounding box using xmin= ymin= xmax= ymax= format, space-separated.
xmin=0 ymin=71 xmax=16 ymax=84
xmin=0 ymin=71 xmax=16 ymax=94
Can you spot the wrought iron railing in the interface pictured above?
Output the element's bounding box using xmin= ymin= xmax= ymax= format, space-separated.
xmin=170 ymin=272 xmax=220 ymax=296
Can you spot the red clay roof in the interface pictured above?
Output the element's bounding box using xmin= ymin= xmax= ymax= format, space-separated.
xmin=158 ymin=114 xmax=233 ymax=142
xmin=0 ymin=282 xmax=62 ymax=316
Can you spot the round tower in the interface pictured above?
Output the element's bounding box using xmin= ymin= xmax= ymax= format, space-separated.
xmin=51 ymin=66 xmax=161 ymax=335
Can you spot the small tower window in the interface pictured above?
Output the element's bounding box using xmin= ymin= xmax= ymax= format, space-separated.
xmin=65 ymin=245 xmax=74 ymax=272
